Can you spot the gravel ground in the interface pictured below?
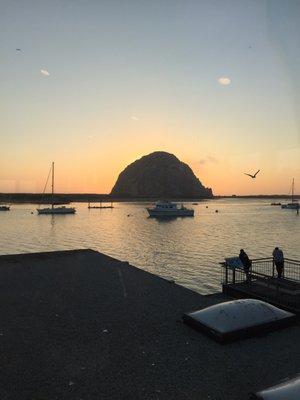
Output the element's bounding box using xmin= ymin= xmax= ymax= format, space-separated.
xmin=0 ymin=249 xmax=299 ymax=400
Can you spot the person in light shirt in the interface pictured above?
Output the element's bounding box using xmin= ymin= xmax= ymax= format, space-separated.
xmin=272 ymin=247 xmax=284 ymax=279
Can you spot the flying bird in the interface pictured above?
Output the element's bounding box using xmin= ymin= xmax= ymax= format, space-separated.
xmin=244 ymin=169 xmax=260 ymax=179
xmin=16 ymin=48 xmax=22 ymax=51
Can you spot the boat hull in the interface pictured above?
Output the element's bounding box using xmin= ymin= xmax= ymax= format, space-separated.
xmin=147 ymin=208 xmax=194 ymax=217
xmin=37 ymin=207 xmax=76 ymax=215
xmin=281 ymin=203 xmax=299 ymax=210
xmin=0 ymin=206 xmax=10 ymax=211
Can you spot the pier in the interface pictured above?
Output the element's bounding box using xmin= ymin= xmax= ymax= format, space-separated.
xmin=222 ymin=257 xmax=300 ymax=314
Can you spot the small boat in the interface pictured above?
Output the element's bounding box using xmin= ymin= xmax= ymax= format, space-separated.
xmin=38 ymin=205 xmax=75 ymax=215
xmin=271 ymin=202 xmax=281 ymax=206
xmin=147 ymin=200 xmax=194 ymax=217
xmin=282 ymin=203 xmax=299 ymax=210
xmin=281 ymin=179 xmax=299 ymax=210
xmin=0 ymin=205 xmax=10 ymax=211
xmin=37 ymin=162 xmax=76 ymax=215
xmin=192 ymin=202 xmax=198 ymax=205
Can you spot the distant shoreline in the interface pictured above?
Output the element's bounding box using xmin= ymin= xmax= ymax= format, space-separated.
xmin=0 ymin=193 xmax=299 ymax=204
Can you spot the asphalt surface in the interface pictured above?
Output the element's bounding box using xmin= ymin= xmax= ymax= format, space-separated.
xmin=0 ymin=249 xmax=299 ymax=400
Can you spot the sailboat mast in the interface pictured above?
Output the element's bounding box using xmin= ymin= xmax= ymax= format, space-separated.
xmin=292 ymin=178 xmax=294 ymax=203
xmin=51 ymin=162 xmax=54 ymax=209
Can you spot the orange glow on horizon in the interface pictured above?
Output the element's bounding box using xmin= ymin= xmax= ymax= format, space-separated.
xmin=1 ymin=147 xmax=299 ymax=196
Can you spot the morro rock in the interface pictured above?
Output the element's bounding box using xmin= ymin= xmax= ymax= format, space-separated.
xmin=110 ymin=151 xmax=213 ymax=198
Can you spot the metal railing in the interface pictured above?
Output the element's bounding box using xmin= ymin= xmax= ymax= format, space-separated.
xmin=222 ymin=257 xmax=300 ymax=284
xmin=252 ymin=257 xmax=300 ymax=282
xmin=221 ymin=257 xmax=300 ymax=312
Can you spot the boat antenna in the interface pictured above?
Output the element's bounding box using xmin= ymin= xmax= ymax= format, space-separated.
xmin=288 ymin=179 xmax=295 ymax=200
xmin=52 ymin=162 xmax=54 ymax=209
xmin=39 ymin=164 xmax=52 ymax=208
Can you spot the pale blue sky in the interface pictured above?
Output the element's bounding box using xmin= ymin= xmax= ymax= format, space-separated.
xmin=1 ymin=0 xmax=299 ymax=194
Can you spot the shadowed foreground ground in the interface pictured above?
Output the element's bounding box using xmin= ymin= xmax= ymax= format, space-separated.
xmin=0 ymin=249 xmax=299 ymax=399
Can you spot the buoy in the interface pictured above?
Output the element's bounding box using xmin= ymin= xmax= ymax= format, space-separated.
xmin=215 ymin=210 xmax=219 ymax=213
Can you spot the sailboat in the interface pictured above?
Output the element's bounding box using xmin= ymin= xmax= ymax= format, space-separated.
xmin=37 ymin=162 xmax=76 ymax=215
xmin=281 ymin=178 xmax=299 ymax=210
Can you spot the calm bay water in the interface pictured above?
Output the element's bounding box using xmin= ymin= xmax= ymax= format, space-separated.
xmin=0 ymin=199 xmax=299 ymax=294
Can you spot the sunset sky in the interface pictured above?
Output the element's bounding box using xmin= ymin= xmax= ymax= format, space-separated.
xmin=1 ymin=0 xmax=299 ymax=195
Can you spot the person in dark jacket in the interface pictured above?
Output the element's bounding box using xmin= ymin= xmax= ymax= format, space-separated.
xmin=272 ymin=247 xmax=284 ymax=278
xmin=239 ymin=249 xmax=252 ymax=282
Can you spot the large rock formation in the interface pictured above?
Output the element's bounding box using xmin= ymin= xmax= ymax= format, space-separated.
xmin=110 ymin=151 xmax=213 ymax=198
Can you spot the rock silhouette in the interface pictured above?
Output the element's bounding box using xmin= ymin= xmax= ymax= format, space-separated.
xmin=110 ymin=151 xmax=213 ymax=198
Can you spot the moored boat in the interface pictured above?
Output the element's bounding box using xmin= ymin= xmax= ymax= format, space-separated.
xmin=37 ymin=162 xmax=76 ymax=215
xmin=0 ymin=205 xmax=10 ymax=211
xmin=281 ymin=179 xmax=299 ymax=210
xmin=147 ymin=200 xmax=194 ymax=217
xmin=281 ymin=202 xmax=299 ymax=210
xmin=38 ymin=206 xmax=75 ymax=214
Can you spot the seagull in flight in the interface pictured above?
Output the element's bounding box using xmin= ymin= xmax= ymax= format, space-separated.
xmin=244 ymin=169 xmax=260 ymax=179
xmin=16 ymin=48 xmax=22 ymax=51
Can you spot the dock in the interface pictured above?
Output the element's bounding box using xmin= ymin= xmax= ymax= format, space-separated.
xmin=0 ymin=250 xmax=299 ymax=399
xmin=88 ymin=201 xmax=114 ymax=209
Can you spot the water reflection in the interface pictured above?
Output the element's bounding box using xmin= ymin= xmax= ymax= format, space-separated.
xmin=50 ymin=215 xmax=56 ymax=228
xmin=148 ymin=216 xmax=178 ymax=223
xmin=0 ymin=199 xmax=299 ymax=294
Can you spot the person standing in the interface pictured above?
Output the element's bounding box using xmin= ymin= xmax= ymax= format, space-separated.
xmin=239 ymin=249 xmax=252 ymax=282
xmin=272 ymin=247 xmax=284 ymax=278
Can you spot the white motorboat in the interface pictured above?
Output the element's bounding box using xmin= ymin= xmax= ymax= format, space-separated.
xmin=147 ymin=200 xmax=194 ymax=217
xmin=281 ymin=179 xmax=299 ymax=210
xmin=37 ymin=162 xmax=76 ymax=215
xmin=0 ymin=205 xmax=10 ymax=211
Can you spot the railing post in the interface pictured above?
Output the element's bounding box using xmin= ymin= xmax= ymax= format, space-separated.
xmin=272 ymin=260 xmax=275 ymax=278
xmin=233 ymin=268 xmax=236 ymax=284
xmin=225 ymin=265 xmax=228 ymax=284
